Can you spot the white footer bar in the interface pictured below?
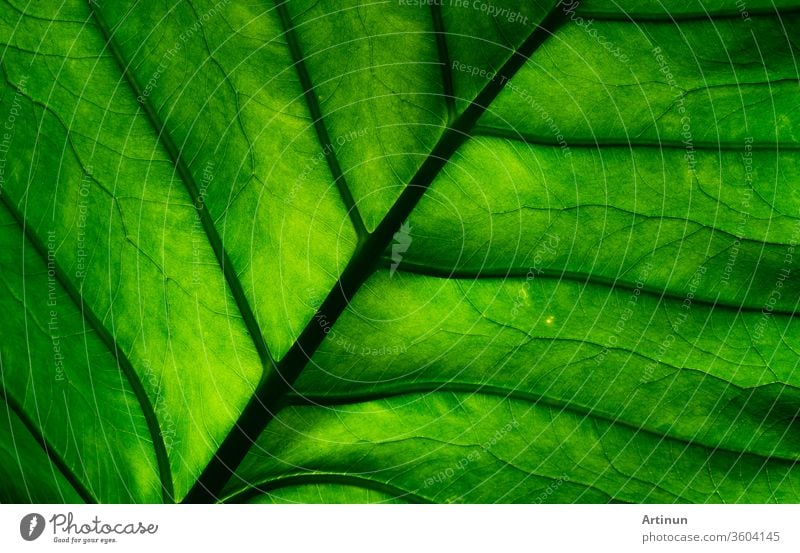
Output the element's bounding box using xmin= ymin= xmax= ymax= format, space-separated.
xmin=1 ymin=504 xmax=796 ymax=552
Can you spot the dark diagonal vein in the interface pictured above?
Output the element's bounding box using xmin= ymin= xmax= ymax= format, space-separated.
xmin=185 ymin=3 xmax=571 ymax=503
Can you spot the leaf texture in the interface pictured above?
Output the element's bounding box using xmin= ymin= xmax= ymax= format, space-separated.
xmin=0 ymin=0 xmax=798 ymax=504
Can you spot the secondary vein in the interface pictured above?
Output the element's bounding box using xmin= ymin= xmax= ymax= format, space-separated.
xmin=0 ymin=194 xmax=172 ymax=502
xmin=381 ymin=261 xmax=800 ymax=317
xmin=284 ymin=383 xmax=800 ymax=463
xmin=88 ymin=1 xmax=285 ymax=499
xmin=221 ymin=472 xmax=433 ymax=504
xmin=274 ymin=0 xmax=368 ymax=239
xmin=0 ymin=385 xmax=97 ymax=503
xmin=431 ymin=2 xmax=455 ymax=121
xmin=473 ymin=125 xmax=800 ymax=151
xmin=574 ymin=7 xmax=800 ymax=23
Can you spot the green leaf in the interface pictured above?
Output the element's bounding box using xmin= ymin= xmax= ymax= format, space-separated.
xmin=1 ymin=0 xmax=798 ymax=504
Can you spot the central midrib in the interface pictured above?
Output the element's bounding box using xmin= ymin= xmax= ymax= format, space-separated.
xmin=87 ymin=0 xmax=569 ymax=502
xmin=185 ymin=3 xmax=572 ymax=502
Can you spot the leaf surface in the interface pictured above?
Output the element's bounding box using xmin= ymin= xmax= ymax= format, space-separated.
xmin=0 ymin=0 xmax=798 ymax=503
